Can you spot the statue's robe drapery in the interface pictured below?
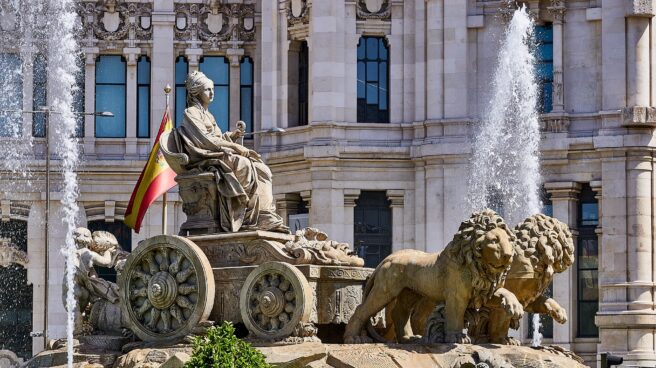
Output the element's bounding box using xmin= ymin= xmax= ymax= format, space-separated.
xmin=174 ymin=105 xmax=286 ymax=233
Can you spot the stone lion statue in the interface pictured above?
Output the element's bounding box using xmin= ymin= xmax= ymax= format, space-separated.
xmin=380 ymin=214 xmax=575 ymax=345
xmin=481 ymin=213 xmax=574 ymax=344
xmin=343 ymin=209 xmax=524 ymax=344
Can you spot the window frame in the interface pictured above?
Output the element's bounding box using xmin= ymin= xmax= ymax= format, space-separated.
xmin=174 ymin=56 xmax=188 ymax=128
xmin=298 ymin=41 xmax=309 ymax=126
xmin=357 ymin=36 xmax=390 ymax=124
xmin=240 ymin=56 xmax=254 ymax=136
xmin=136 ymin=55 xmax=150 ymax=138
xmin=535 ymin=24 xmax=554 ymax=114
xmin=576 ymin=184 xmax=599 ymax=338
xmin=94 ymin=55 xmax=127 ymax=138
xmin=199 ymin=56 xmax=230 ymax=132
xmin=32 ymin=53 xmax=48 ymax=138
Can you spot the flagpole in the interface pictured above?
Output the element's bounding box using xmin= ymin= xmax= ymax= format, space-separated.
xmin=162 ymin=84 xmax=171 ymax=235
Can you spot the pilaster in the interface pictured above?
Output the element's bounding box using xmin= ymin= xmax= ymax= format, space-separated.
xmin=274 ymin=193 xmax=300 ymax=226
xmin=386 ymin=189 xmax=404 ymax=252
xmin=343 ymin=189 xmax=361 ymax=247
xmin=424 ymin=161 xmax=444 ymax=251
xmin=227 ymin=48 xmax=244 ymax=132
xmin=123 ymin=47 xmax=141 ymax=158
xmin=426 ymin=0 xmax=444 ymax=120
xmin=83 ymin=47 xmax=99 ymax=157
xmin=151 ymin=4 xmax=175 ymax=146
xmin=545 ymin=181 xmax=581 ymax=348
xmin=548 ymin=1 xmax=566 ymax=113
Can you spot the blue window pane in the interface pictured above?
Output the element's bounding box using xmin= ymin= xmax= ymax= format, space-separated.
xmin=542 ymin=83 xmax=553 ymax=113
xmin=535 ymin=25 xmax=553 ymax=42
xmin=536 ymin=63 xmax=553 ymax=80
xmin=96 ymin=56 xmax=125 ymax=84
xmin=366 ymin=38 xmax=378 ymax=59
xmin=379 ymin=62 xmax=387 ymax=88
xmin=366 ymin=84 xmax=378 ymax=104
xmin=366 ymin=61 xmax=378 ymax=82
xmin=542 ymin=204 xmax=553 ymax=217
xmin=240 ymin=87 xmax=252 ymax=134
xmin=33 ymin=54 xmax=47 ymax=137
xmin=357 ymin=62 xmax=365 ymax=98
xmin=536 ymin=44 xmax=553 ymax=62
xmin=137 ymin=86 xmax=149 ymax=138
xmin=175 ymin=86 xmax=186 ymax=127
xmin=379 ymin=88 xmax=387 ymax=110
xmin=200 ymin=57 xmax=229 ymax=85
xmin=240 ymin=57 xmax=252 ymax=85
xmin=357 ymin=39 xmax=365 ymax=60
xmin=175 ymin=57 xmax=188 ymax=84
xmin=210 ymin=85 xmax=229 ymax=132
xmin=95 ymin=85 xmax=126 ymax=137
xmin=379 ymin=39 xmax=388 ymax=60
xmin=137 ymin=57 xmax=150 ymax=84
xmin=581 ymin=203 xmax=599 ymax=226
xmin=0 ymin=54 xmax=23 ymax=137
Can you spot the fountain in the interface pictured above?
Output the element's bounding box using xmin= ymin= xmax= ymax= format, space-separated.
xmin=0 ymin=1 xmax=81 ymax=367
xmin=467 ymin=5 xmax=543 ymax=345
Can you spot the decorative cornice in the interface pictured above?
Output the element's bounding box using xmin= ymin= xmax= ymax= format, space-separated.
xmin=547 ymin=0 xmax=566 ymax=23
xmin=357 ymin=0 xmax=391 ymax=21
xmin=174 ymin=3 xmax=255 ymax=47
xmin=77 ymin=1 xmax=153 ymax=44
xmin=288 ymin=0 xmax=309 ymax=27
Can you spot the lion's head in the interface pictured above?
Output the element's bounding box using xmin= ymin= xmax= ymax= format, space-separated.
xmin=446 ymin=209 xmax=516 ymax=309
xmin=513 ymin=214 xmax=574 ymax=281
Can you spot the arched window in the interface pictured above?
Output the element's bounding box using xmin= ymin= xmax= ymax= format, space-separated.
xmin=0 ymin=53 xmax=23 ymax=137
xmin=87 ymin=220 xmax=132 ymax=283
xmin=32 ymin=53 xmax=47 ymax=137
xmin=174 ymin=56 xmax=188 ymax=127
xmin=137 ymin=56 xmax=150 ymax=138
xmin=240 ymin=56 xmax=254 ymax=135
xmin=357 ymin=37 xmax=389 ymax=123
xmin=354 ymin=191 xmax=392 ymax=268
xmin=199 ymin=56 xmax=230 ymax=132
xmin=577 ymin=183 xmax=598 ymax=337
xmin=536 ymin=24 xmax=553 ymax=113
xmin=95 ymin=55 xmax=126 ymax=138
xmin=0 ymin=220 xmax=32 ymax=360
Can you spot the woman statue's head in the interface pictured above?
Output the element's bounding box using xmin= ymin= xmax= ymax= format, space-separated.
xmin=185 ymin=71 xmax=214 ymax=108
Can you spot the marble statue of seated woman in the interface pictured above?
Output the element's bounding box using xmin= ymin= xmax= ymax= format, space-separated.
xmin=162 ymin=70 xmax=289 ymax=234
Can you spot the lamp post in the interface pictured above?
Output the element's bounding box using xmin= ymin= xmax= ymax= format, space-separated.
xmin=0 ymin=108 xmax=113 ymax=348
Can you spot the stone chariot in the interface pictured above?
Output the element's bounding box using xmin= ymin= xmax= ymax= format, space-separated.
xmin=118 ymin=130 xmax=371 ymax=344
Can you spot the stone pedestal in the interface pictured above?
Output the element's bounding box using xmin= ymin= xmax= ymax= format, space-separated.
xmin=176 ymin=173 xmax=221 ymax=236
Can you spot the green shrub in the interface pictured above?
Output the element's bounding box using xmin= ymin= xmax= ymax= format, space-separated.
xmin=184 ymin=322 xmax=270 ymax=368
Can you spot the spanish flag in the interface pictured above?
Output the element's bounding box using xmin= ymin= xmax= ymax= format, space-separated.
xmin=124 ymin=107 xmax=177 ymax=233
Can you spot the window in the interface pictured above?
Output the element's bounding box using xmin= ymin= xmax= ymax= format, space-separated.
xmin=175 ymin=56 xmax=188 ymax=127
xmin=137 ymin=56 xmax=150 ymax=138
xmin=95 ymin=55 xmax=126 ymax=137
xmin=73 ymin=56 xmax=85 ymax=137
xmin=87 ymin=220 xmax=132 ymax=283
xmin=357 ymin=37 xmax=389 ymax=123
xmin=0 ymin=220 xmax=32 ymax=360
xmin=32 ymin=54 xmax=47 ymax=137
xmin=535 ymin=24 xmax=553 ymax=113
xmin=354 ymin=191 xmax=392 ymax=268
xmin=240 ymin=56 xmax=253 ymax=135
xmin=0 ymin=53 xmax=23 ymax=137
xmin=199 ymin=56 xmax=229 ymax=132
xmin=298 ymin=41 xmax=308 ymax=126
xmin=577 ymin=183 xmax=598 ymax=337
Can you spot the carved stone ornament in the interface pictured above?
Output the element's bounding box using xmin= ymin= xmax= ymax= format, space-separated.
xmin=540 ymin=115 xmax=570 ymax=133
xmin=284 ymin=227 xmax=365 ymax=267
xmin=356 ymin=0 xmax=391 ymax=21
xmin=119 ymin=235 xmax=215 ymax=342
xmin=0 ymin=1 xmax=20 ymax=46
xmin=287 ymin=0 xmax=309 ymax=27
xmin=0 ymin=349 xmax=23 ymax=368
xmin=77 ymin=1 xmax=152 ymax=42
xmin=548 ymin=0 xmax=566 ymax=23
xmin=175 ymin=3 xmax=255 ymax=46
xmin=0 ymin=238 xmax=28 ymax=268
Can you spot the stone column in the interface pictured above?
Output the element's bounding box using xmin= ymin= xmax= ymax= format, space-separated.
xmin=344 ymin=2 xmax=358 ymax=123
xmin=426 ymin=0 xmax=444 ymax=120
xmin=82 ymin=47 xmax=99 ymax=157
xmin=26 ymin=202 xmax=45 ymax=353
xmin=274 ymin=193 xmax=300 ymax=226
xmin=414 ymin=0 xmax=426 ymax=122
xmin=227 ymin=48 xmax=244 ymax=132
xmin=300 ymin=190 xmax=312 ymax=214
xmin=388 ymin=2 xmax=404 ymax=123
xmin=414 ymin=161 xmax=426 ymax=251
xmin=150 ymin=1 xmax=175 ymax=145
xmin=548 ymin=1 xmax=566 ymax=113
xmin=626 ymin=12 xmax=651 ymax=108
xmin=123 ymin=47 xmax=140 ymax=158
xmin=386 ymin=190 xmax=405 ymax=252
xmin=443 ymin=0 xmax=467 ymax=118
xmin=600 ymin=0 xmax=626 ymax=110
xmin=545 ymin=181 xmax=581 ymax=349
xmin=424 ymin=161 xmax=444 ymax=251
xmin=260 ymin=0 xmax=278 ymax=130
xmin=343 ymin=189 xmax=361 ymax=247
xmin=185 ymin=47 xmax=203 ymax=73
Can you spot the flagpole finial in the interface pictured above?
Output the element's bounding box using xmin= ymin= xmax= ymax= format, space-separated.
xmin=164 ymin=84 xmax=172 ymax=94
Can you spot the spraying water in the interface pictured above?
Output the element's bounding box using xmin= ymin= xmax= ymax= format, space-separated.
xmin=0 ymin=1 xmax=81 ymax=366
xmin=466 ymin=5 xmax=542 ymax=345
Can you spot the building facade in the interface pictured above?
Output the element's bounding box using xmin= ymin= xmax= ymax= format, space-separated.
xmin=0 ymin=0 xmax=654 ymax=367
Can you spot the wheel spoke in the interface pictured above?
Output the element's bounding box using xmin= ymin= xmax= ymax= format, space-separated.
xmin=147 ymin=308 xmax=161 ymax=330
xmin=161 ymin=309 xmax=171 ymax=332
xmin=133 ymin=270 xmax=151 ymax=284
xmin=176 ymin=295 xmax=193 ymax=309
xmin=170 ymin=304 xmax=184 ymax=325
xmin=135 ymin=299 xmax=152 ymax=319
xmin=130 ymin=287 xmax=147 ymax=300
xmin=279 ymin=280 xmax=290 ymax=291
xmin=176 ymin=266 xmax=194 ymax=283
xmin=146 ymin=252 xmax=158 ymax=275
xmin=177 ymin=283 xmax=197 ymax=295
xmin=169 ymin=251 xmax=181 ymax=274
xmin=159 ymin=248 xmax=170 ymax=272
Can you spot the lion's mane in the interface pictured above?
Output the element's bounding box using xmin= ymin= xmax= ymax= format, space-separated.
xmin=444 ymin=209 xmax=516 ymax=309
xmin=513 ymin=214 xmax=574 ymax=291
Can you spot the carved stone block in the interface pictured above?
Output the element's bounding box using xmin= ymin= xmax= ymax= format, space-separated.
xmin=188 ymin=231 xmax=295 ymax=267
xmin=176 ymin=173 xmax=221 ymax=236
xmin=622 ymin=106 xmax=656 ymax=127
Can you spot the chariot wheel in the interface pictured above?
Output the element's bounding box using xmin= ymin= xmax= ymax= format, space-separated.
xmin=240 ymin=262 xmax=313 ymax=340
xmin=119 ymin=235 xmax=215 ymax=342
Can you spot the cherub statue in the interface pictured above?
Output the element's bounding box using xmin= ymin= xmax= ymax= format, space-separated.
xmin=63 ymin=227 xmax=128 ymax=335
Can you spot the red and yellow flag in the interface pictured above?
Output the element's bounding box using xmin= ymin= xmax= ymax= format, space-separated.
xmin=124 ymin=107 xmax=177 ymax=233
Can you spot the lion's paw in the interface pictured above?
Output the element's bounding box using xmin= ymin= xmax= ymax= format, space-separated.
xmin=445 ymin=331 xmax=471 ymax=344
xmin=344 ymin=335 xmax=373 ymax=344
xmin=491 ymin=336 xmax=521 ymax=346
xmin=399 ymin=335 xmax=423 ymax=344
